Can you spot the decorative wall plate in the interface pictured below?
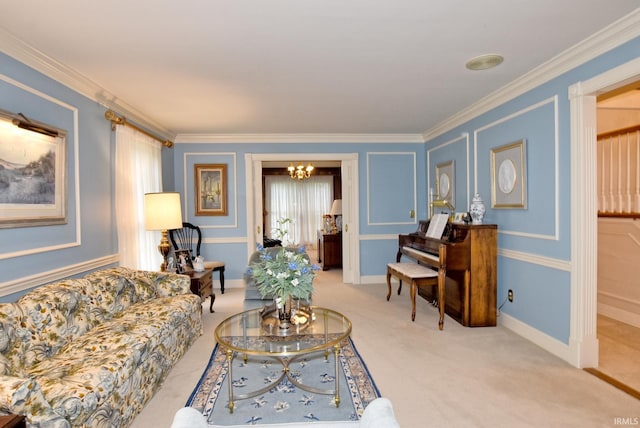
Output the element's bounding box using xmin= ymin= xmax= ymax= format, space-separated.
xmin=491 ymin=139 xmax=527 ymax=208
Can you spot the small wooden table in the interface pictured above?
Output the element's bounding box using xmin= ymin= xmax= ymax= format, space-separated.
xmin=188 ymin=268 xmax=215 ymax=313
xmin=0 ymin=415 xmax=26 ymax=428
xmin=317 ymin=230 xmax=342 ymax=270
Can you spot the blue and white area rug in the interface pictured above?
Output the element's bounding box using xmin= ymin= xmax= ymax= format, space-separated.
xmin=186 ymin=335 xmax=380 ymax=426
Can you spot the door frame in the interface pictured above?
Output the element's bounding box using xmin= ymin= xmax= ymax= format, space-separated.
xmin=568 ymin=56 xmax=640 ymax=368
xmin=245 ymin=153 xmax=359 ymax=284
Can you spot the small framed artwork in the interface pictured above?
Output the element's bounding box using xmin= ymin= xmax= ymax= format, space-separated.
xmin=453 ymin=212 xmax=467 ymax=223
xmin=435 ymin=160 xmax=455 ymax=204
xmin=195 ymin=163 xmax=228 ymax=216
xmin=491 ymin=139 xmax=527 ymax=209
xmin=174 ymin=249 xmax=193 ymax=273
xmin=0 ymin=111 xmax=67 ymax=228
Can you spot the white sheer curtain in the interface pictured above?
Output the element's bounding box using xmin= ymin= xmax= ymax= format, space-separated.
xmin=115 ymin=125 xmax=163 ymax=270
xmin=264 ymin=175 xmax=333 ymax=247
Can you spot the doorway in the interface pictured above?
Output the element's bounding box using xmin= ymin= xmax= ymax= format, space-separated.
xmin=261 ymin=161 xmax=341 ymax=248
xmin=569 ymin=57 xmax=640 ymax=377
xmin=590 ymin=80 xmax=640 ymax=398
xmin=245 ymin=153 xmax=360 ymax=284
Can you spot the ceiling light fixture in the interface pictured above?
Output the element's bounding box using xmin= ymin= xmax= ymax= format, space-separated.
xmin=288 ymin=162 xmax=314 ymax=180
xmin=466 ymin=54 xmax=504 ymax=71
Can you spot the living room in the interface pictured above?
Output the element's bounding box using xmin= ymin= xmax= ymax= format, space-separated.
xmin=1 ymin=3 xmax=640 ymax=426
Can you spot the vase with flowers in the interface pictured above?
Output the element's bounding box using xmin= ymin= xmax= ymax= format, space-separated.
xmin=248 ymin=242 xmax=320 ymax=330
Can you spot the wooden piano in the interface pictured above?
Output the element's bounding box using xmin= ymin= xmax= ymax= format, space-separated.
xmin=397 ymin=220 xmax=497 ymax=327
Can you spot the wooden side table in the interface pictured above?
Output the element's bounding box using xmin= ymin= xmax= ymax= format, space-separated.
xmin=188 ymin=269 xmax=215 ymax=313
xmin=0 ymin=415 xmax=26 ymax=428
xmin=317 ymin=230 xmax=342 ymax=270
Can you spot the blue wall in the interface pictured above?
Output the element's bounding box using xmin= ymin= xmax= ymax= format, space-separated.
xmin=171 ymin=143 xmax=426 ymax=280
xmin=0 ymin=43 xmax=427 ymax=298
xmin=0 ymin=52 xmax=118 ymax=300
xmin=2 ymin=30 xmax=639 ymax=354
xmin=426 ymin=36 xmax=640 ymax=344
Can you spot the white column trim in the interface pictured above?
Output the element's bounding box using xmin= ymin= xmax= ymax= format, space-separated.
xmin=568 ymin=56 xmax=640 ymax=368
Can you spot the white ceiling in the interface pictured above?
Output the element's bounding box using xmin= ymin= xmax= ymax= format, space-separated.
xmin=0 ymin=1 xmax=638 ymax=138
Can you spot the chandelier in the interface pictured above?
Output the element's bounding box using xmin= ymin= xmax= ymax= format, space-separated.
xmin=287 ymin=162 xmax=314 ymax=180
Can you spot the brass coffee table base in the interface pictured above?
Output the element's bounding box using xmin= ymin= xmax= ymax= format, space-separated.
xmin=225 ymin=344 xmax=341 ymax=414
xmin=215 ymin=306 xmax=351 ymax=415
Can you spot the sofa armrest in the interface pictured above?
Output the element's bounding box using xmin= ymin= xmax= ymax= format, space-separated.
xmin=0 ymin=375 xmax=70 ymax=428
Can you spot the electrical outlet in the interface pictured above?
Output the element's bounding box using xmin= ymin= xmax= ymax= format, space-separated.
xmin=508 ymin=289 xmax=514 ymax=302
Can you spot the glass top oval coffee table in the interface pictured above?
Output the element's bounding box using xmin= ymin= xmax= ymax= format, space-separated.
xmin=214 ymin=304 xmax=352 ymax=413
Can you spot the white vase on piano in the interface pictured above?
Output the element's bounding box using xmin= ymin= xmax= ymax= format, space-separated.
xmin=470 ymin=193 xmax=486 ymax=224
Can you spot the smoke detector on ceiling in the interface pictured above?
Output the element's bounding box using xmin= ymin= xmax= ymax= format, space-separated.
xmin=466 ymin=54 xmax=504 ymax=71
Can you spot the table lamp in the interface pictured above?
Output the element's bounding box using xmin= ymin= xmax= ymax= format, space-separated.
xmin=330 ymin=199 xmax=342 ymax=233
xmin=145 ymin=192 xmax=183 ymax=271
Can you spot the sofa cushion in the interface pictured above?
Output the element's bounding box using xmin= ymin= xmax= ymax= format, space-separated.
xmin=130 ymin=270 xmax=192 ymax=297
xmin=0 ymin=267 xmax=203 ymax=427
xmin=26 ymin=293 xmax=202 ymax=425
xmin=14 ymin=279 xmax=95 ymax=371
xmin=0 ymin=302 xmax=28 ymax=376
xmin=84 ymin=268 xmax=140 ymax=313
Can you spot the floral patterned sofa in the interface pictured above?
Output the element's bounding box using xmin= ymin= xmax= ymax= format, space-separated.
xmin=0 ymin=267 xmax=203 ymax=427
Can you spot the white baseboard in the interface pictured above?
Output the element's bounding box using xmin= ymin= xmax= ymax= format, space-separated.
xmin=598 ymin=302 xmax=640 ymax=329
xmin=354 ymin=279 xmax=577 ymax=365
xmin=499 ymin=312 xmax=571 ymax=363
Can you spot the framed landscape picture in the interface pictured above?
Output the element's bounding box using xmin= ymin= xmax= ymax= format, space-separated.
xmin=194 ymin=163 xmax=228 ymax=216
xmin=0 ymin=113 xmax=67 ymax=228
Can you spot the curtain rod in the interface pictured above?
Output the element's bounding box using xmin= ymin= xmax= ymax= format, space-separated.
xmin=104 ymin=109 xmax=173 ymax=148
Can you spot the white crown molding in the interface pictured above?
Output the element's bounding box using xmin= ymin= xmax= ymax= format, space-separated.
xmin=3 ymin=7 xmax=638 ymax=145
xmin=0 ymin=27 xmax=176 ymax=141
xmin=423 ymin=8 xmax=640 ymax=142
xmin=175 ymin=133 xmax=425 ymax=144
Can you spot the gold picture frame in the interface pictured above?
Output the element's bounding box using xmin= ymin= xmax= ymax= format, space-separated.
xmin=435 ymin=160 xmax=455 ymax=205
xmin=491 ymin=139 xmax=527 ymax=209
xmin=195 ymin=163 xmax=228 ymax=216
xmin=0 ymin=111 xmax=67 ymax=228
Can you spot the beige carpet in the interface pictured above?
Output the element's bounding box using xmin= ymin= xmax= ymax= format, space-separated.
xmin=132 ymin=263 xmax=640 ymax=428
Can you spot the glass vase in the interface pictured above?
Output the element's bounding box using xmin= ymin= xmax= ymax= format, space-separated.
xmin=277 ymin=295 xmax=293 ymax=330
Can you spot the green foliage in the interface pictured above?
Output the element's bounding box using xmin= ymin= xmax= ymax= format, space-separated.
xmin=248 ymin=244 xmax=319 ymax=301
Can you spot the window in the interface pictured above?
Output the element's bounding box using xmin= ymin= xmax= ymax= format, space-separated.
xmin=265 ymin=176 xmax=332 ymax=246
xmin=114 ymin=125 xmax=163 ymax=270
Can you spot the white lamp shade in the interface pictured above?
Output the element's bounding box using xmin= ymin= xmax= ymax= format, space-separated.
xmin=144 ymin=192 xmax=183 ymax=230
xmin=330 ymin=199 xmax=342 ymax=216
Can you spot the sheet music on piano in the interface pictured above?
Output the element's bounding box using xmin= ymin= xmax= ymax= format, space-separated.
xmin=425 ymin=213 xmax=449 ymax=239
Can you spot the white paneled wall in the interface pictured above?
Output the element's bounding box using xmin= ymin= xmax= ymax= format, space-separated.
xmin=598 ymin=218 xmax=640 ymax=327
xmin=598 ymin=128 xmax=640 ymax=214
xmin=597 ymin=127 xmax=640 ymax=326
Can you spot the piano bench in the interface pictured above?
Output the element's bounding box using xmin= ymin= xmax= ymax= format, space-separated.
xmin=386 ymin=262 xmax=445 ymax=329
